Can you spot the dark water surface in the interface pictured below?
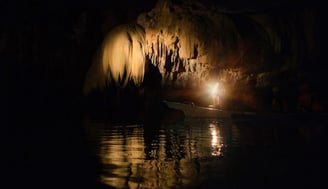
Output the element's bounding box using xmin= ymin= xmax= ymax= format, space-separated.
xmin=9 ymin=113 xmax=327 ymax=189
xmin=83 ymin=114 xmax=327 ymax=189
xmin=84 ymin=117 xmax=228 ymax=189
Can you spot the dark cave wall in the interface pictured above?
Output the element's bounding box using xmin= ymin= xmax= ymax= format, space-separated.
xmin=4 ymin=0 xmax=157 ymax=118
xmin=4 ymin=0 xmax=327 ymax=116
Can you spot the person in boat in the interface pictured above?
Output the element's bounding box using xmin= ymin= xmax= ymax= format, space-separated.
xmin=140 ymin=56 xmax=185 ymax=122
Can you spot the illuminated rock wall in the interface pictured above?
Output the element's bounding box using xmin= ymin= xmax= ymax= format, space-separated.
xmin=83 ymin=24 xmax=146 ymax=95
xmin=137 ymin=0 xmax=241 ymax=88
xmin=134 ymin=0 xmax=320 ymax=109
xmin=82 ymin=0 xmax=321 ymax=110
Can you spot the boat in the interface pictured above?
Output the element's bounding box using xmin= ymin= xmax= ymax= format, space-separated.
xmin=163 ymin=100 xmax=256 ymax=118
xmin=163 ymin=100 xmax=328 ymax=120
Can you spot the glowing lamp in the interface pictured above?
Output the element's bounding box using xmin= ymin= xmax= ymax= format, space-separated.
xmin=209 ymin=82 xmax=219 ymax=97
xmin=208 ymin=82 xmax=220 ymax=106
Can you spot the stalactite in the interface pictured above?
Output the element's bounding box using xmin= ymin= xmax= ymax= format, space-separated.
xmin=83 ymin=23 xmax=146 ymax=95
xmin=83 ymin=0 xmax=315 ymax=103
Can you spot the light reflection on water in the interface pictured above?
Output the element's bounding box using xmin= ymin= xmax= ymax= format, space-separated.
xmin=83 ymin=115 xmax=326 ymax=189
xmin=84 ymin=118 xmax=229 ymax=189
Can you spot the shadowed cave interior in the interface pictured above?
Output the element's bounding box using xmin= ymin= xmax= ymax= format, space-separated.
xmin=5 ymin=1 xmax=328 ymax=189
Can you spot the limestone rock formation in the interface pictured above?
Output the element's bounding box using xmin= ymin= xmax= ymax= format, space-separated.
xmin=83 ymin=0 xmax=323 ymax=111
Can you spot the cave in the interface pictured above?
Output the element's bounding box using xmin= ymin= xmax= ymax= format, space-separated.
xmin=5 ymin=1 xmax=328 ymax=189
xmin=78 ymin=0 xmax=327 ymax=117
xmin=5 ymin=0 xmax=327 ymax=120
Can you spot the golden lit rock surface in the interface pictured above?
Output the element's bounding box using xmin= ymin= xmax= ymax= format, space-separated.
xmin=83 ymin=0 xmax=322 ymax=111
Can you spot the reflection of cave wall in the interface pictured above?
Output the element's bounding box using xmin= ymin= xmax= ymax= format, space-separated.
xmin=85 ymin=118 xmax=224 ymax=189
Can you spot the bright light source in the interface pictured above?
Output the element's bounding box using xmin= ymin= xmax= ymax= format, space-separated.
xmin=209 ymin=82 xmax=219 ymax=97
xmin=206 ymin=82 xmax=220 ymax=106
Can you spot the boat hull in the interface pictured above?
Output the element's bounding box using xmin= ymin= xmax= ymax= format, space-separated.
xmin=164 ymin=101 xmax=233 ymax=118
